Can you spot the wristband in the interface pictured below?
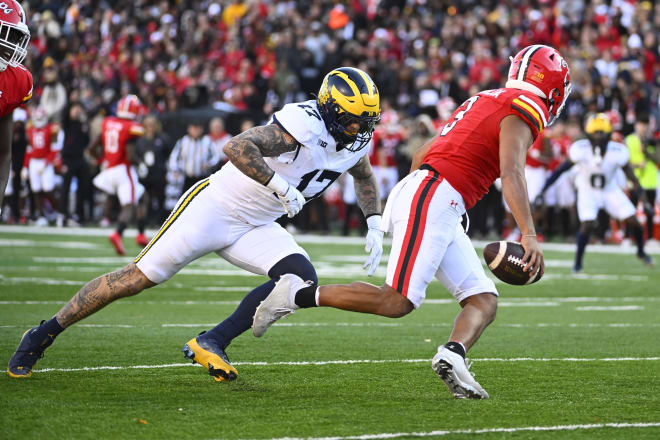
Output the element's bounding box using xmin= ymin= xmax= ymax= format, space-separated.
xmin=366 ymin=215 xmax=382 ymax=230
xmin=266 ymin=173 xmax=289 ymax=195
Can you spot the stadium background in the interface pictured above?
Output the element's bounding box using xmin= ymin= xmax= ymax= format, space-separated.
xmin=5 ymin=0 xmax=659 ymax=242
xmin=2 ymin=2 xmax=660 ymax=439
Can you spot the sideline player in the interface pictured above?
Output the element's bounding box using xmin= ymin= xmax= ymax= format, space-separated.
xmin=0 ymin=0 xmax=32 ymax=209
xmin=254 ymin=45 xmax=571 ymax=399
xmin=8 ymin=67 xmax=383 ymax=381
xmin=89 ymin=94 xmax=149 ymax=254
xmin=538 ymin=113 xmax=653 ymax=272
xmin=24 ymin=108 xmax=63 ymax=225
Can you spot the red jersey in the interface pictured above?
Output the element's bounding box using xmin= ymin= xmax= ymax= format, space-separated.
xmin=525 ymin=135 xmax=547 ymax=169
xmin=101 ymin=116 xmax=144 ymax=167
xmin=422 ymin=88 xmax=549 ymax=209
xmin=370 ymin=129 xmax=401 ymax=167
xmin=26 ymin=123 xmax=60 ymax=162
xmin=0 ymin=64 xmax=33 ymax=117
xmin=548 ymin=134 xmax=572 ymax=171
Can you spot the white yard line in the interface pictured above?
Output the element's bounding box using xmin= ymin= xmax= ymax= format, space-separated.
xmin=3 ymin=265 xmax=652 ymax=283
xmin=0 ymin=239 xmax=102 ymax=249
xmin=1 ymin=296 xmax=658 ymax=307
xmin=576 ymin=306 xmax=644 ymax=311
xmin=3 ymin=322 xmax=659 ymax=329
xmin=260 ymin=422 xmax=660 ymax=440
xmin=33 ymin=356 xmax=660 ymax=374
xmin=2 ymin=225 xmax=660 ymax=254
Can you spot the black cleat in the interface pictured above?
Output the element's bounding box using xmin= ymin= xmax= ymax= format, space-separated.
xmin=8 ymin=321 xmax=56 ymax=378
xmin=637 ymin=253 xmax=654 ymax=267
xmin=182 ymin=332 xmax=238 ymax=382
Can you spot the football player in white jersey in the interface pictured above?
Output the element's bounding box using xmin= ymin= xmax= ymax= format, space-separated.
xmin=8 ymin=67 xmax=383 ymax=380
xmin=538 ymin=113 xmax=652 ymax=272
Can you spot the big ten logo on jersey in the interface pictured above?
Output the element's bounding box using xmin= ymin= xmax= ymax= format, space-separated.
xmin=317 ymin=139 xmax=328 ymax=148
xmin=0 ymin=2 xmax=14 ymax=14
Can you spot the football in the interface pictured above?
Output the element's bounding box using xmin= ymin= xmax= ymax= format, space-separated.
xmin=483 ymin=241 xmax=543 ymax=285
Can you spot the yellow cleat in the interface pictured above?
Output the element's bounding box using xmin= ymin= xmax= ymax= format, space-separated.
xmin=182 ymin=334 xmax=238 ymax=382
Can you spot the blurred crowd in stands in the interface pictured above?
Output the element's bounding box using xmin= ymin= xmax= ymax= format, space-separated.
xmin=4 ymin=0 xmax=659 ymax=242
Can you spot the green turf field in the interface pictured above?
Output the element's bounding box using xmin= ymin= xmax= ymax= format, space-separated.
xmin=1 ymin=226 xmax=659 ymax=439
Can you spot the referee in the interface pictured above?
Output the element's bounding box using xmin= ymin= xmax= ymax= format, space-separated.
xmin=168 ymin=121 xmax=217 ymax=194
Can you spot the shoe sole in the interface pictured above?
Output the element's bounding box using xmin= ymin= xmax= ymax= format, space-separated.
xmin=7 ymin=329 xmax=34 ymax=378
xmin=182 ymin=342 xmax=238 ymax=382
xmin=432 ymin=360 xmax=487 ymax=399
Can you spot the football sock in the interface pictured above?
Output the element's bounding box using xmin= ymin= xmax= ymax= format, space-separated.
xmin=575 ymin=230 xmax=589 ymax=268
xmin=117 ymin=222 xmax=127 ymax=236
xmin=445 ymin=341 xmax=466 ymax=358
xmin=137 ymin=218 xmax=146 ymax=235
xmin=294 ymin=285 xmax=317 ymax=308
xmin=632 ymin=223 xmax=645 ymax=256
xmin=202 ymin=280 xmax=276 ymax=349
xmin=34 ymin=317 xmax=65 ymax=340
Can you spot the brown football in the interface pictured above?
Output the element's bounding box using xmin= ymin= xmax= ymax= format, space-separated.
xmin=483 ymin=241 xmax=543 ymax=285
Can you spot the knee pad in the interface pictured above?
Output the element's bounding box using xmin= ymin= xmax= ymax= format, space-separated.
xmin=268 ymin=253 xmax=318 ymax=285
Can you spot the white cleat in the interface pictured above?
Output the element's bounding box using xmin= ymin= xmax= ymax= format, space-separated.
xmin=432 ymin=346 xmax=489 ymax=399
xmin=252 ymin=274 xmax=311 ymax=337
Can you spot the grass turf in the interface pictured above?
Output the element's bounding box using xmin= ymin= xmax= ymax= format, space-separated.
xmin=1 ymin=229 xmax=659 ymax=439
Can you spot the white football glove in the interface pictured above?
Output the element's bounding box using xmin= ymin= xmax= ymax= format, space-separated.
xmin=267 ymin=173 xmax=305 ymax=218
xmin=363 ymin=215 xmax=384 ymax=276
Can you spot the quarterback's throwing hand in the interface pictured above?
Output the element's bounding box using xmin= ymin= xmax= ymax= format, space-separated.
xmin=363 ymin=215 xmax=384 ymax=276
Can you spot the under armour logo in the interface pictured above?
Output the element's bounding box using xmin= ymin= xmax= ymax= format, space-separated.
xmin=450 ymin=200 xmax=458 ymax=209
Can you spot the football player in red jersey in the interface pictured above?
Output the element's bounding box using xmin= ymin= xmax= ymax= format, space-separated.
xmin=24 ymin=108 xmax=63 ymax=224
xmin=0 ymin=0 xmax=32 ymax=209
xmin=89 ymin=94 xmax=148 ymax=254
xmin=255 ymin=45 xmax=571 ymax=399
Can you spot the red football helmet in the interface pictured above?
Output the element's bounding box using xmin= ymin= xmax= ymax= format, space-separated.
xmin=116 ymin=94 xmax=143 ymax=120
xmin=506 ymin=45 xmax=572 ymax=125
xmin=0 ymin=0 xmax=30 ymax=71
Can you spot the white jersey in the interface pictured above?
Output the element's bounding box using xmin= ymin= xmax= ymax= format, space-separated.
xmin=569 ymin=139 xmax=629 ymax=192
xmin=209 ymin=100 xmax=368 ymax=225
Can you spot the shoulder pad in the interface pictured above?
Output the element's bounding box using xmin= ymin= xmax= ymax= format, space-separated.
xmin=272 ymin=101 xmax=325 ymax=145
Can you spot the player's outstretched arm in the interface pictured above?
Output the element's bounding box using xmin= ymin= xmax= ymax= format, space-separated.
xmin=0 ymin=113 xmax=12 ymax=207
xmin=223 ymin=124 xmax=305 ymax=217
xmin=499 ymin=115 xmax=544 ymax=277
xmin=222 ymin=124 xmax=299 ymax=185
xmin=349 ymin=155 xmax=383 ymax=275
xmin=348 ymin=155 xmax=381 ymax=217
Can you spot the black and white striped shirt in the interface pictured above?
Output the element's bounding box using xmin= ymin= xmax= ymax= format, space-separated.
xmin=168 ymin=135 xmax=216 ymax=178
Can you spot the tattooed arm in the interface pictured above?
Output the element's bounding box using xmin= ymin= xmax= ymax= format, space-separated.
xmin=222 ymin=124 xmax=300 ymax=184
xmin=348 ymin=155 xmax=381 ymax=216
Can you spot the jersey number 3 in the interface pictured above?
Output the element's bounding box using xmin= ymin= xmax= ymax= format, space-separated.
xmin=440 ymin=96 xmax=479 ymax=136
